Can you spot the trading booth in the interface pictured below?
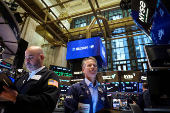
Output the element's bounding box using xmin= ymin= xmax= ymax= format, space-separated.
xmin=96 ymin=71 xmax=145 ymax=110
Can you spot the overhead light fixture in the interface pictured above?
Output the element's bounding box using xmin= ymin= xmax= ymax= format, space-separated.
xmin=120 ymin=0 xmax=131 ymax=10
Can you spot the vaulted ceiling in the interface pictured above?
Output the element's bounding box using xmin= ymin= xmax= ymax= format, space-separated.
xmin=15 ymin=0 xmax=134 ymax=47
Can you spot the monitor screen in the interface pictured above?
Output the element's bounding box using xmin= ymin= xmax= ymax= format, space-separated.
xmin=101 ymin=82 xmax=119 ymax=92
xmin=121 ymin=82 xmax=138 ymax=93
xmin=66 ymin=37 xmax=107 ymax=68
xmin=131 ymin=0 xmax=170 ymax=45
xmin=139 ymin=83 xmax=143 ymax=93
xmin=49 ymin=65 xmax=72 ymax=77
xmin=144 ymin=45 xmax=170 ymax=69
xmin=113 ymin=99 xmax=121 ymax=109
xmin=60 ymin=85 xmax=70 ymax=94
xmin=147 ymin=70 xmax=170 ymax=101
xmin=112 ymin=99 xmax=127 ymax=109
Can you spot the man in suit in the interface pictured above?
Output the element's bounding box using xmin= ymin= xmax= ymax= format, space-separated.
xmin=0 ymin=46 xmax=60 ymax=113
xmin=134 ymin=83 xmax=152 ymax=113
xmin=65 ymin=57 xmax=110 ymax=113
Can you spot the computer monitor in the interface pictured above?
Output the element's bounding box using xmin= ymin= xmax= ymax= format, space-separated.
xmin=101 ymin=82 xmax=119 ymax=92
xmin=112 ymin=99 xmax=127 ymax=110
xmin=144 ymin=45 xmax=170 ymax=69
xmin=60 ymin=85 xmax=70 ymax=94
xmin=121 ymin=82 xmax=138 ymax=93
xmin=147 ymin=71 xmax=170 ymax=102
xmin=139 ymin=82 xmax=143 ymax=93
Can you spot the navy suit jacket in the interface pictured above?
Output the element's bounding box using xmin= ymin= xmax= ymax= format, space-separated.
xmin=136 ymin=90 xmax=149 ymax=113
xmin=65 ymin=79 xmax=110 ymax=113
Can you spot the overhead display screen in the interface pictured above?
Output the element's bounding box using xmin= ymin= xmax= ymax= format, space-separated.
xmin=131 ymin=0 xmax=157 ymax=36
xmin=66 ymin=37 xmax=107 ymax=67
xmin=49 ymin=65 xmax=72 ymax=77
xmin=121 ymin=82 xmax=138 ymax=93
xmin=131 ymin=0 xmax=170 ymax=45
xmin=119 ymin=71 xmax=140 ymax=82
xmin=150 ymin=0 xmax=170 ymax=44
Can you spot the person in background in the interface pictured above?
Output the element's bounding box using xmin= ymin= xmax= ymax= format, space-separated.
xmin=133 ymin=82 xmax=152 ymax=113
xmin=65 ymin=57 xmax=110 ymax=113
xmin=0 ymin=46 xmax=60 ymax=113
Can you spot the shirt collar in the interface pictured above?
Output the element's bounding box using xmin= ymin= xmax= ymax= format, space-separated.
xmin=85 ymin=78 xmax=98 ymax=88
xmin=29 ymin=66 xmax=45 ymax=75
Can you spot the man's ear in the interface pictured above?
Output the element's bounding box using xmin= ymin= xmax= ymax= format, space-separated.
xmin=40 ymin=54 xmax=44 ymax=60
xmin=82 ymin=68 xmax=85 ymax=73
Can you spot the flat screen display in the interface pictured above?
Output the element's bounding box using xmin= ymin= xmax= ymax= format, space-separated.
xmin=49 ymin=65 xmax=72 ymax=77
xmin=60 ymin=85 xmax=70 ymax=94
xmin=150 ymin=0 xmax=170 ymax=44
xmin=121 ymin=82 xmax=138 ymax=93
xmin=101 ymin=82 xmax=119 ymax=92
xmin=144 ymin=45 xmax=170 ymax=69
xmin=112 ymin=99 xmax=127 ymax=109
xmin=131 ymin=0 xmax=170 ymax=45
xmin=139 ymin=82 xmax=143 ymax=93
xmin=66 ymin=37 xmax=107 ymax=67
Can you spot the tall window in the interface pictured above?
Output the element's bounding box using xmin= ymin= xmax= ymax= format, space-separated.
xmin=109 ymin=9 xmax=123 ymax=21
xmin=74 ymin=18 xmax=86 ymax=28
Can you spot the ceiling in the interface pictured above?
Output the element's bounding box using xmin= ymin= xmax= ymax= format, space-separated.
xmin=15 ymin=0 xmax=128 ymax=47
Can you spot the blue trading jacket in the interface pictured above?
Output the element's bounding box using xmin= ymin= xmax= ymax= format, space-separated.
xmin=65 ymin=79 xmax=110 ymax=113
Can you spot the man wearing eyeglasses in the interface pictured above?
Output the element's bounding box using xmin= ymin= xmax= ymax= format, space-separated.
xmin=65 ymin=57 xmax=110 ymax=113
xmin=0 ymin=46 xmax=60 ymax=113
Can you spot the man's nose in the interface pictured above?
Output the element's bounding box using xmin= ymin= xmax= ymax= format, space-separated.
xmin=91 ymin=65 xmax=95 ymax=68
xmin=25 ymin=58 xmax=30 ymax=62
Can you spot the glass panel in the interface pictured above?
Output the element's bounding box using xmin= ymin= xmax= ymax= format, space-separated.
xmin=127 ymin=60 xmax=130 ymax=63
xmin=108 ymin=63 xmax=111 ymax=68
xmin=132 ymin=60 xmax=136 ymax=66
xmin=127 ymin=64 xmax=131 ymax=66
xmin=131 ymin=53 xmax=135 ymax=59
xmin=118 ymin=66 xmax=121 ymax=70
xmin=133 ymin=67 xmax=136 ymax=70
xmin=108 ymin=56 xmax=111 ymax=62
xmin=143 ymin=63 xmax=147 ymax=69
xmin=125 ymin=54 xmax=130 ymax=59
xmin=128 ymin=67 xmax=131 ymax=70
xmin=138 ymin=66 xmax=142 ymax=69
xmin=123 ymin=65 xmax=126 ymax=71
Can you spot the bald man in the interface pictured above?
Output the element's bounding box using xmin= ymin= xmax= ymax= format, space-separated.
xmin=0 ymin=46 xmax=60 ymax=113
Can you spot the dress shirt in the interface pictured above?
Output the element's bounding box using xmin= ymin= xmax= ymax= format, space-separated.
xmin=27 ymin=66 xmax=45 ymax=80
xmin=85 ymin=78 xmax=98 ymax=113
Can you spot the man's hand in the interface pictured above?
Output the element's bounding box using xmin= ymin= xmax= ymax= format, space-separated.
xmin=0 ymin=85 xmax=18 ymax=103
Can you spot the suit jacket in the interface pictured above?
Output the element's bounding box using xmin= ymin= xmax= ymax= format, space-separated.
xmin=136 ymin=90 xmax=147 ymax=113
xmin=3 ymin=67 xmax=60 ymax=113
xmin=65 ymin=79 xmax=110 ymax=113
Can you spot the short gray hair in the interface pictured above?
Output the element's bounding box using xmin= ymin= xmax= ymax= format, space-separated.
xmin=81 ymin=57 xmax=97 ymax=68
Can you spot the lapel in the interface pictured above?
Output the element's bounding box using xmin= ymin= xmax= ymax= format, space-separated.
xmin=20 ymin=67 xmax=48 ymax=89
xmin=97 ymin=86 xmax=104 ymax=102
xmin=80 ymin=80 xmax=92 ymax=100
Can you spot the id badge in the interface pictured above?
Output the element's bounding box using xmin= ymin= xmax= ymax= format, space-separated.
xmin=78 ymin=102 xmax=90 ymax=113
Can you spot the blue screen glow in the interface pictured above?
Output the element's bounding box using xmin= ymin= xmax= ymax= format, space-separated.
xmin=66 ymin=37 xmax=107 ymax=67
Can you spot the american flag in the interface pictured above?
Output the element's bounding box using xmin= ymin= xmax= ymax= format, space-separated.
xmin=48 ymin=79 xmax=58 ymax=88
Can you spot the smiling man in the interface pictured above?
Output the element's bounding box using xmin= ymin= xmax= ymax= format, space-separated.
xmin=65 ymin=57 xmax=110 ymax=113
xmin=0 ymin=46 xmax=60 ymax=113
